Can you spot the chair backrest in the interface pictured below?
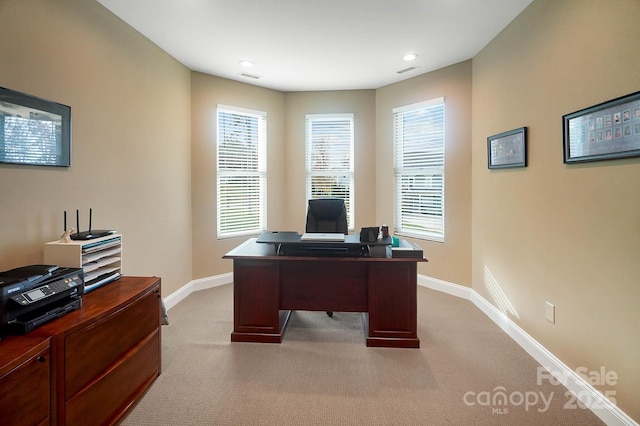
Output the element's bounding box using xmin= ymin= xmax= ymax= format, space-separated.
xmin=305 ymin=198 xmax=348 ymax=234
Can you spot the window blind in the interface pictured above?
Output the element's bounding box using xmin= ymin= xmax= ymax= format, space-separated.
xmin=305 ymin=113 xmax=354 ymax=228
xmin=217 ymin=105 xmax=267 ymax=238
xmin=393 ymin=98 xmax=445 ymax=242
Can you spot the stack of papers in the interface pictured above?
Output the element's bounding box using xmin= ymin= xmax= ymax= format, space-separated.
xmin=391 ymin=240 xmax=423 ymax=258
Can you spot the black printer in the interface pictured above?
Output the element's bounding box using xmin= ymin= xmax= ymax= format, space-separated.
xmin=0 ymin=264 xmax=84 ymax=335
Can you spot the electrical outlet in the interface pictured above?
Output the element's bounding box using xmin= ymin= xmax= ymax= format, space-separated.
xmin=545 ymin=302 xmax=555 ymax=324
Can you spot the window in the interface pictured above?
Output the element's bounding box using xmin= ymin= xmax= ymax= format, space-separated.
xmin=305 ymin=113 xmax=354 ymax=228
xmin=217 ymin=105 xmax=267 ymax=238
xmin=393 ymin=98 xmax=445 ymax=242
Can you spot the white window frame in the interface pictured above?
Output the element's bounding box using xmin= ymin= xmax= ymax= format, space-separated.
xmin=393 ymin=98 xmax=445 ymax=242
xmin=216 ymin=104 xmax=267 ymax=239
xmin=305 ymin=113 xmax=354 ymax=229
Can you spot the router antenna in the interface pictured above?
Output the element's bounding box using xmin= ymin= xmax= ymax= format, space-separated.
xmin=64 ymin=210 xmax=67 ymax=231
xmin=76 ymin=209 xmax=80 ymax=232
xmin=89 ymin=208 xmax=93 ymax=232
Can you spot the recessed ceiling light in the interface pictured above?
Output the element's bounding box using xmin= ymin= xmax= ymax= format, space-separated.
xmin=403 ymin=53 xmax=419 ymax=61
xmin=239 ymin=60 xmax=254 ymax=68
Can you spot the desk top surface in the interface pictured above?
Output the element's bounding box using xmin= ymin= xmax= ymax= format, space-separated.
xmin=256 ymin=231 xmax=392 ymax=246
xmin=224 ymin=237 xmax=426 ymax=262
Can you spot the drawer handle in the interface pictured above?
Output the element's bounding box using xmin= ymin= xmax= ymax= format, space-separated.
xmin=37 ymin=356 xmax=46 ymax=363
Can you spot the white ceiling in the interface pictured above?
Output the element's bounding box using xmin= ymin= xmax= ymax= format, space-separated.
xmin=96 ymin=0 xmax=533 ymax=92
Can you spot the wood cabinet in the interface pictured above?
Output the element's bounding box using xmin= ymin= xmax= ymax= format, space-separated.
xmin=0 ymin=276 xmax=161 ymax=425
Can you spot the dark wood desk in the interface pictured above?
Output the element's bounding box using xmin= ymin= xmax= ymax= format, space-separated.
xmin=223 ymin=238 xmax=426 ymax=348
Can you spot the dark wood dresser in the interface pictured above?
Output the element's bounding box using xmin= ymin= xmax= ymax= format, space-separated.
xmin=0 ymin=276 xmax=161 ymax=425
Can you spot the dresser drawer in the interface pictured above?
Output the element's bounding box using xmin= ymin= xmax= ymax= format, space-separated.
xmin=0 ymin=345 xmax=50 ymax=426
xmin=64 ymin=287 xmax=159 ymax=399
xmin=65 ymin=331 xmax=160 ymax=425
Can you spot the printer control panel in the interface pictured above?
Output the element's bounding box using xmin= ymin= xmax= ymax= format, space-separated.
xmin=10 ymin=274 xmax=82 ymax=306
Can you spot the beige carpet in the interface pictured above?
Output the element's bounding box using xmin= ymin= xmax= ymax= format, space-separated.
xmin=122 ymin=284 xmax=604 ymax=425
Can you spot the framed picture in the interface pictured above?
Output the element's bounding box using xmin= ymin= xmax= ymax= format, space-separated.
xmin=487 ymin=127 xmax=527 ymax=169
xmin=0 ymin=86 xmax=71 ymax=167
xmin=563 ymin=91 xmax=640 ymax=164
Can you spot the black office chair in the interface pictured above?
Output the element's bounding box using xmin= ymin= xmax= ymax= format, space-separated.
xmin=305 ymin=198 xmax=348 ymax=317
xmin=305 ymin=198 xmax=348 ymax=234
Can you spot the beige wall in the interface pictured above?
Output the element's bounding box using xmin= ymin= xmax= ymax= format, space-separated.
xmin=283 ymin=90 xmax=377 ymax=231
xmin=0 ymin=0 xmax=192 ymax=297
xmin=376 ymin=61 xmax=473 ymax=285
xmin=190 ymin=72 xmax=285 ymax=279
xmin=472 ymin=0 xmax=640 ymax=419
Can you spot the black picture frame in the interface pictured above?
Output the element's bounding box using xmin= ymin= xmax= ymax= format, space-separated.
xmin=563 ymin=91 xmax=640 ymax=164
xmin=487 ymin=127 xmax=527 ymax=169
xmin=0 ymin=87 xmax=71 ymax=167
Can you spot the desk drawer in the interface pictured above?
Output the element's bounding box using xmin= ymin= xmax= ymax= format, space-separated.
xmin=368 ymin=262 xmax=417 ymax=339
xmin=0 ymin=345 xmax=50 ymax=426
xmin=233 ymin=259 xmax=280 ymax=334
xmin=64 ymin=287 xmax=160 ymax=399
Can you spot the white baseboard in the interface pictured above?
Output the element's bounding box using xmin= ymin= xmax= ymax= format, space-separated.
xmin=418 ymin=275 xmax=637 ymax=426
xmin=163 ymin=273 xmax=233 ymax=310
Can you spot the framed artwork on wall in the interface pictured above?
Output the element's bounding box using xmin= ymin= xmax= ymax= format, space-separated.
xmin=487 ymin=127 xmax=527 ymax=169
xmin=0 ymin=86 xmax=71 ymax=167
xmin=563 ymin=91 xmax=640 ymax=164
